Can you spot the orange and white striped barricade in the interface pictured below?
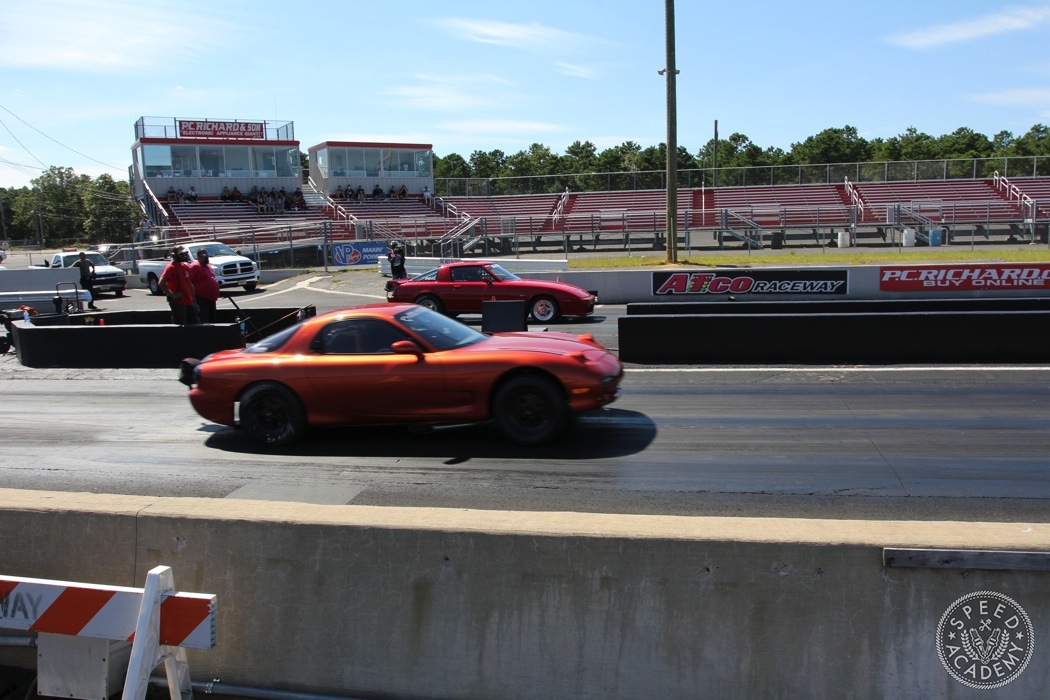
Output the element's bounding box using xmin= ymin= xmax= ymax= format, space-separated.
xmin=0 ymin=565 xmax=216 ymax=700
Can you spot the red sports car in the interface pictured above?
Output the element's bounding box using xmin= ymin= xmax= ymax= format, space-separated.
xmin=179 ymin=303 xmax=622 ymax=446
xmin=385 ymin=261 xmax=596 ymax=322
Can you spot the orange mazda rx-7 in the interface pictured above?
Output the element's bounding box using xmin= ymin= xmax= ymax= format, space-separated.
xmin=179 ymin=303 xmax=623 ymax=446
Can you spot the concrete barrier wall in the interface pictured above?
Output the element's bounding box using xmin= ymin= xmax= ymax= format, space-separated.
xmin=2 ymin=489 xmax=1048 ymax=698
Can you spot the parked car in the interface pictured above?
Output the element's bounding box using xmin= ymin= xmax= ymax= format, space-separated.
xmin=179 ymin=303 xmax=622 ymax=446
xmin=36 ymin=251 xmax=127 ymax=296
xmin=385 ymin=261 xmax=596 ymax=322
xmin=138 ymin=241 xmax=259 ymax=295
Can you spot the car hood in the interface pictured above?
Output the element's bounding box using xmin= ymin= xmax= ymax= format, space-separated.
xmin=208 ymin=255 xmax=251 ymax=266
xmin=470 ymin=331 xmax=610 ymax=357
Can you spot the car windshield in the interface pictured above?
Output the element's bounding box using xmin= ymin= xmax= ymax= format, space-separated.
xmin=64 ymin=253 xmax=108 ymax=266
xmin=243 ymin=323 xmax=301 ymax=353
xmin=487 ymin=263 xmax=520 ymax=281
xmin=190 ymin=243 xmax=237 ymax=257
xmin=395 ymin=306 xmax=485 ymax=350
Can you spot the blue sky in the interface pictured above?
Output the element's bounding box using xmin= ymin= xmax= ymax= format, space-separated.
xmin=2 ymin=0 xmax=1050 ymax=189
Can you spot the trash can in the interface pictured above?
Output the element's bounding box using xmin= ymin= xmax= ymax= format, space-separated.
xmin=902 ymin=228 xmax=916 ymax=247
xmin=771 ymin=231 xmax=784 ymax=249
xmin=837 ymin=231 xmax=850 ymax=248
xmin=928 ymin=228 xmax=943 ymax=246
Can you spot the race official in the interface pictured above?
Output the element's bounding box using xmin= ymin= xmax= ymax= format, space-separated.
xmin=159 ymin=245 xmax=200 ymax=325
xmin=189 ymin=248 xmax=221 ymax=323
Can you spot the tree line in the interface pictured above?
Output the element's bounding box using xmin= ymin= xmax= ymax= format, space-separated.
xmin=2 ymin=124 xmax=1048 ymax=247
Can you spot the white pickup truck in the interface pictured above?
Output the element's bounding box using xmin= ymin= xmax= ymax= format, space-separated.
xmin=36 ymin=250 xmax=128 ymax=296
xmin=138 ymin=241 xmax=260 ymax=295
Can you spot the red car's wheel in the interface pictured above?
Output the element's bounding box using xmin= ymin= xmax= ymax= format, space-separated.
xmin=239 ymin=382 xmax=306 ymax=446
xmin=529 ymin=295 xmax=560 ymax=323
xmin=414 ymin=293 xmax=445 ymax=314
xmin=493 ymin=375 xmax=567 ymax=445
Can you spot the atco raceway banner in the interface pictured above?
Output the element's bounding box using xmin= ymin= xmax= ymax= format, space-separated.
xmin=332 ymin=242 xmax=388 ymax=266
xmin=652 ymin=269 xmax=849 ymax=296
xmin=880 ymin=263 xmax=1050 ymax=292
xmin=177 ymin=120 xmax=264 ymax=139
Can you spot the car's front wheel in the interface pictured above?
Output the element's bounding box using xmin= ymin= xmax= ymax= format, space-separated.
xmin=530 ymin=296 xmax=560 ymax=323
xmin=243 ymin=281 xmax=258 ymax=292
xmin=414 ymin=294 xmax=445 ymax=314
xmin=115 ymin=289 xmax=124 ymax=297
xmin=492 ymin=375 xmax=567 ymax=445
xmin=239 ymin=383 xmax=306 ymax=446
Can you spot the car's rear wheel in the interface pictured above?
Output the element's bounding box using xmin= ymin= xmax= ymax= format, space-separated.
xmin=239 ymin=383 xmax=306 ymax=446
xmin=148 ymin=274 xmax=162 ymax=296
xmin=493 ymin=375 xmax=567 ymax=445
xmin=529 ymin=296 xmax=560 ymax=323
xmin=414 ymin=294 xmax=445 ymax=314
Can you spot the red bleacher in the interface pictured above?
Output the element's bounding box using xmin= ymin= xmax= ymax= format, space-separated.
xmin=854 ymin=180 xmax=1020 ymax=225
xmin=1009 ymin=176 xmax=1050 ymax=219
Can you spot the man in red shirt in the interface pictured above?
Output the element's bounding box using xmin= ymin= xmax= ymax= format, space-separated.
xmin=188 ymin=248 xmax=221 ymax=323
xmin=158 ymin=245 xmax=200 ymax=325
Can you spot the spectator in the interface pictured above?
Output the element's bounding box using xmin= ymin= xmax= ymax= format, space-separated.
xmin=159 ymin=246 xmax=199 ymax=325
xmin=167 ymin=186 xmax=177 ymax=203
xmin=334 ymin=186 xmax=344 ymax=200
xmin=248 ymin=185 xmax=260 ymax=200
xmin=356 ymin=185 xmax=366 ymax=203
xmin=186 ymin=186 xmax=198 ymax=203
xmin=71 ymin=251 xmax=99 ymax=310
xmin=388 ymin=186 xmax=398 ymax=200
xmin=372 ymin=185 xmax=384 ymax=201
xmin=189 ymin=248 xmax=221 ymax=323
xmin=265 ymin=194 xmax=276 ymax=214
xmin=422 ymin=185 xmax=432 ymax=205
xmin=256 ymin=193 xmax=267 ymax=214
xmin=220 ymin=186 xmax=231 ymax=202
xmin=231 ymin=186 xmax=243 ymax=202
xmin=398 ymin=184 xmax=408 ymax=200
xmin=387 ymin=241 xmax=406 ymax=279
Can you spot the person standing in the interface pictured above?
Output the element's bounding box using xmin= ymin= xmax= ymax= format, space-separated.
xmin=387 ymin=241 xmax=406 ymax=279
xmin=159 ymin=245 xmax=199 ymax=325
xmin=71 ymin=251 xmax=99 ymax=310
xmin=189 ymin=248 xmax=221 ymax=323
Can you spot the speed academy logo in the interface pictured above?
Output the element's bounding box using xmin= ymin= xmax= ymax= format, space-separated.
xmin=937 ymin=591 xmax=1034 ymax=689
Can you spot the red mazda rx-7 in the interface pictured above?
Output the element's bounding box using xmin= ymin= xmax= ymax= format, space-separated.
xmin=385 ymin=261 xmax=596 ymax=322
xmin=179 ymin=303 xmax=622 ymax=446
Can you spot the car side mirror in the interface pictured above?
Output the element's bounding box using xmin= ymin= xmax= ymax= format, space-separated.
xmin=391 ymin=340 xmax=424 ymax=360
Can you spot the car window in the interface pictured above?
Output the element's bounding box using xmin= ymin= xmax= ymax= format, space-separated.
xmin=451 ymin=266 xmax=488 ymax=282
xmin=487 ymin=264 xmax=520 ymax=281
xmin=411 ymin=268 xmax=439 ymax=281
xmin=394 ymin=306 xmax=485 ymax=350
xmin=315 ymin=319 xmax=412 ymax=354
xmin=191 ymin=243 xmax=236 ymax=257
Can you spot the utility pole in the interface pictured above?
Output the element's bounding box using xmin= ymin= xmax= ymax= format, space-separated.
xmin=661 ymin=0 xmax=679 ymax=263
xmin=35 ymin=188 xmax=45 ymax=248
xmin=713 ymin=120 xmax=719 ymax=188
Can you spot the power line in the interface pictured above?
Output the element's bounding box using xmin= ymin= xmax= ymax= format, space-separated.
xmin=0 ymin=103 xmax=124 ymax=171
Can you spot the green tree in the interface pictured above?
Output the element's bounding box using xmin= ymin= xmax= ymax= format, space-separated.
xmin=83 ymin=174 xmax=139 ymax=244
xmin=788 ymin=126 xmax=870 ymax=165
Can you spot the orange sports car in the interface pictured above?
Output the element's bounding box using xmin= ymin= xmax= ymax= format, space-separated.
xmin=179 ymin=303 xmax=622 ymax=446
xmin=385 ymin=261 xmax=596 ymax=322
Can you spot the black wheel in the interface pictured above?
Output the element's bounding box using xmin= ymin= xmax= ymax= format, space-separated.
xmin=529 ymin=296 xmax=560 ymax=323
xmin=243 ymin=281 xmax=258 ymax=292
xmin=492 ymin=375 xmax=567 ymax=445
xmin=148 ymin=274 xmax=162 ymax=296
xmin=239 ymin=383 xmax=306 ymax=446
xmin=414 ymin=294 xmax=445 ymax=314
xmin=115 ymin=289 xmax=124 ymax=297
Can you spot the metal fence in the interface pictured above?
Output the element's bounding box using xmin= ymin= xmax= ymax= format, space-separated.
xmin=436 ymin=156 xmax=1050 ymax=197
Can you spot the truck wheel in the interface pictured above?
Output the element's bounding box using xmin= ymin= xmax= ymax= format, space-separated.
xmin=148 ymin=274 xmax=162 ymax=296
xmin=115 ymin=289 xmax=124 ymax=298
xmin=243 ymin=281 xmax=258 ymax=292
xmin=492 ymin=375 xmax=567 ymax=445
xmin=239 ymin=383 xmax=306 ymax=446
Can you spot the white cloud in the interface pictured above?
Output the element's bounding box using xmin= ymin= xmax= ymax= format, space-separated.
xmin=885 ymin=6 xmax=1050 ymax=49
xmin=554 ymin=62 xmax=598 ymax=79
xmin=430 ymin=17 xmax=601 ymax=53
xmin=970 ymin=87 xmax=1050 ymax=105
xmin=0 ymin=0 xmax=243 ymax=72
